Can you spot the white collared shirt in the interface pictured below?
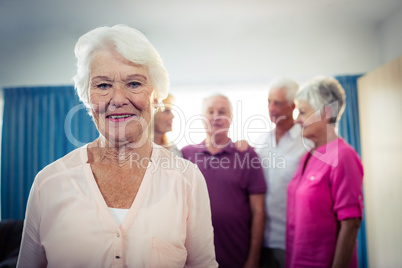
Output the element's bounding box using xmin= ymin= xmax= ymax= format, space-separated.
xmin=255 ymin=124 xmax=311 ymax=250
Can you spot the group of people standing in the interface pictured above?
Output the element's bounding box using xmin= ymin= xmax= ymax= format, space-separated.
xmin=156 ymin=77 xmax=363 ymax=268
xmin=17 ymin=24 xmax=363 ymax=268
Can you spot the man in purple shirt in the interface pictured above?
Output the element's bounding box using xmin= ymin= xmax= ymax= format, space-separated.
xmin=182 ymin=94 xmax=266 ymax=268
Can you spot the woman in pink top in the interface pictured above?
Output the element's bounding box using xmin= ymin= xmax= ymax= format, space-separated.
xmin=286 ymin=77 xmax=363 ymax=268
xmin=17 ymin=25 xmax=218 ymax=268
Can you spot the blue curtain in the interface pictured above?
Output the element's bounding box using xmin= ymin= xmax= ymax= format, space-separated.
xmin=1 ymin=86 xmax=98 ymax=220
xmin=335 ymin=75 xmax=367 ymax=268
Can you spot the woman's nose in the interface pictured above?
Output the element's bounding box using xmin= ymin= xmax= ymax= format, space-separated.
xmin=110 ymin=85 xmax=129 ymax=107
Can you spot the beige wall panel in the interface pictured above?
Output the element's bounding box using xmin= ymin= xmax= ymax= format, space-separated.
xmin=358 ymin=56 xmax=402 ymax=268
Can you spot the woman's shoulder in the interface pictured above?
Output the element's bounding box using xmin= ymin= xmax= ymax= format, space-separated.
xmin=330 ymin=139 xmax=363 ymax=175
xmin=168 ymin=143 xmax=182 ymax=157
xmin=153 ymin=145 xmax=202 ymax=182
xmin=337 ymin=139 xmax=361 ymax=160
xmin=35 ymin=147 xmax=87 ymax=184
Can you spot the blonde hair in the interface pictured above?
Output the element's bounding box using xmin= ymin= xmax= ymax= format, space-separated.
xmin=152 ymin=94 xmax=175 ymax=147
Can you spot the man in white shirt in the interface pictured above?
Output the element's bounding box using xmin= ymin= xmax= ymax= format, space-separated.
xmin=254 ymin=78 xmax=309 ymax=268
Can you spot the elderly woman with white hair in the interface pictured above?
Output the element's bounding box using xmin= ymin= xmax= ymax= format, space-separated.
xmin=286 ymin=77 xmax=364 ymax=268
xmin=17 ymin=25 xmax=218 ymax=268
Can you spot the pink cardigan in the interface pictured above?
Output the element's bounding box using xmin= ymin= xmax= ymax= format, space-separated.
xmin=286 ymin=138 xmax=363 ymax=268
xmin=17 ymin=144 xmax=218 ymax=268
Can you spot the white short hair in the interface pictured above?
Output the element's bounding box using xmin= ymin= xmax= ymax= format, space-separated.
xmin=202 ymin=94 xmax=233 ymax=116
xmin=73 ymin=24 xmax=169 ymax=109
xmin=297 ymin=76 xmax=346 ymax=124
xmin=268 ymin=77 xmax=299 ymax=104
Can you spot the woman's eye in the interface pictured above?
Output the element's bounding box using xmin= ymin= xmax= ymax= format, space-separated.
xmin=128 ymin=82 xmax=142 ymax=89
xmin=97 ymin=83 xmax=111 ymax=90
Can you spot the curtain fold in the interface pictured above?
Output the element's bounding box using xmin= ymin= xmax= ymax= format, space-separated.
xmin=335 ymin=75 xmax=367 ymax=268
xmin=1 ymin=86 xmax=98 ymax=220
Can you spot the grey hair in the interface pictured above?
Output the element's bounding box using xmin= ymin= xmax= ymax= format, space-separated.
xmin=297 ymin=76 xmax=346 ymax=124
xmin=202 ymin=94 xmax=233 ymax=116
xmin=268 ymin=77 xmax=299 ymax=104
xmin=73 ymin=24 xmax=169 ymax=108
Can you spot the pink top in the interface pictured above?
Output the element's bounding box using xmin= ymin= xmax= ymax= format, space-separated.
xmin=17 ymin=144 xmax=218 ymax=268
xmin=286 ymin=138 xmax=363 ymax=268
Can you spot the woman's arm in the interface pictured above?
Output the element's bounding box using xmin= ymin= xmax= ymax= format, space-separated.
xmin=330 ymin=145 xmax=364 ymax=268
xmin=17 ymin=181 xmax=47 ymax=268
xmin=243 ymin=193 xmax=265 ymax=268
xmin=331 ymin=218 xmax=361 ymax=268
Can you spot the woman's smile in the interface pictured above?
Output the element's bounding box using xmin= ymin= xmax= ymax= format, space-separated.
xmin=106 ymin=113 xmax=137 ymax=122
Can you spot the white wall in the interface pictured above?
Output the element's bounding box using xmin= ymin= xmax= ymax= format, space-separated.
xmin=0 ymin=20 xmax=382 ymax=90
xmin=378 ymin=6 xmax=402 ymax=65
xmin=167 ymin=84 xmax=272 ymax=149
xmin=0 ymin=27 xmax=78 ymax=88
xmin=152 ymin=23 xmax=382 ymax=85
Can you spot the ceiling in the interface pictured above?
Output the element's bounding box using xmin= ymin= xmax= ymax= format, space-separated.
xmin=2 ymin=0 xmax=401 ymax=34
xmin=1 ymin=0 xmax=402 ymax=86
xmin=1 ymin=0 xmax=401 ymax=31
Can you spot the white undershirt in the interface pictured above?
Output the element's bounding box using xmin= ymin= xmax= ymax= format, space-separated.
xmin=109 ymin=207 xmax=129 ymax=225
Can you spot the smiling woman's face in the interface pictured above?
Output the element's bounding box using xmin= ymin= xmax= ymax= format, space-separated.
xmin=89 ymin=49 xmax=155 ymax=146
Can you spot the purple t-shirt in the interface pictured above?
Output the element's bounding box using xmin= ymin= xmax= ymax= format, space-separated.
xmin=286 ymin=138 xmax=364 ymax=268
xmin=182 ymin=140 xmax=266 ymax=268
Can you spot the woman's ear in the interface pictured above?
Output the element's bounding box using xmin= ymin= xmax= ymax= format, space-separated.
xmin=152 ymin=98 xmax=159 ymax=109
xmin=323 ymin=105 xmax=333 ymax=123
